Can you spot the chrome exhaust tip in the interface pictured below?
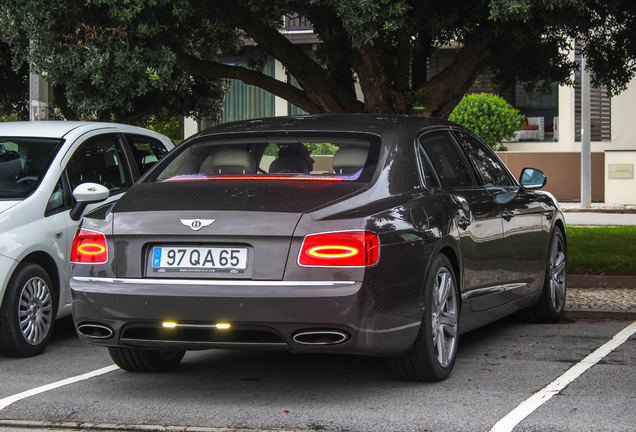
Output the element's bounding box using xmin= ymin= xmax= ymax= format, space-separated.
xmin=292 ymin=330 xmax=350 ymax=345
xmin=77 ymin=323 xmax=114 ymax=339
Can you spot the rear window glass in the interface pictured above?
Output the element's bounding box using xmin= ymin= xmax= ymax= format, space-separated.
xmin=148 ymin=134 xmax=378 ymax=184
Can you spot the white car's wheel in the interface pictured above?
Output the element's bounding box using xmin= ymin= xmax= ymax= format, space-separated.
xmin=0 ymin=263 xmax=56 ymax=357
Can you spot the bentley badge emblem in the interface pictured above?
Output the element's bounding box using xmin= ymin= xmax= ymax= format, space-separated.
xmin=180 ymin=219 xmax=215 ymax=231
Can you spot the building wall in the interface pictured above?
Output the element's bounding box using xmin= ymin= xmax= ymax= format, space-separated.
xmin=497 ymin=151 xmax=605 ymax=201
xmin=605 ymin=150 xmax=636 ymax=204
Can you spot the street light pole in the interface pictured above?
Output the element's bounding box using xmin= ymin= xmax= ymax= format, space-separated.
xmin=580 ymin=55 xmax=592 ymax=208
xmin=29 ymin=71 xmax=53 ymax=121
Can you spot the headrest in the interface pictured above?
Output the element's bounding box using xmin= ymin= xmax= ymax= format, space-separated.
xmin=269 ymin=156 xmax=308 ymax=174
xmin=332 ymin=147 xmax=368 ymax=174
xmin=0 ymin=150 xmax=22 ymax=181
xmin=210 ymin=148 xmax=256 ymax=174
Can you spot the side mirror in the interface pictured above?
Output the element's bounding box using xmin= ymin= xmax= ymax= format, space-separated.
xmin=519 ymin=168 xmax=547 ymax=190
xmin=70 ymin=183 xmax=110 ymax=221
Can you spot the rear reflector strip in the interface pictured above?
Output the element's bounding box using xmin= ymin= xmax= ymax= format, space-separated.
xmin=168 ymin=175 xmax=343 ymax=182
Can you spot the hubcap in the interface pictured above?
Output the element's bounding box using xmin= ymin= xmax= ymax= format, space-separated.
xmin=549 ymin=234 xmax=567 ymax=313
xmin=431 ymin=267 xmax=458 ymax=368
xmin=18 ymin=277 xmax=53 ymax=346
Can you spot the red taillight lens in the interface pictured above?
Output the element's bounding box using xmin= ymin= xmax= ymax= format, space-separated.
xmin=71 ymin=229 xmax=108 ymax=264
xmin=298 ymin=231 xmax=379 ymax=267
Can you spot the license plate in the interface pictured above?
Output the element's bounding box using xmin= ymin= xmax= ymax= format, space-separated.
xmin=151 ymin=246 xmax=247 ymax=273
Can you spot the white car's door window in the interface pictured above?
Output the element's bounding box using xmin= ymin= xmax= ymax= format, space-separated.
xmin=66 ymin=133 xmax=133 ymax=194
xmin=124 ymin=134 xmax=170 ymax=176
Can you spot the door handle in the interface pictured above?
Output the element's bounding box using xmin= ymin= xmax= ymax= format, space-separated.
xmin=502 ymin=211 xmax=515 ymax=222
xmin=458 ymin=219 xmax=471 ymax=230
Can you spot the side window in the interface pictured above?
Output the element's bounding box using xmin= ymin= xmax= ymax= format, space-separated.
xmin=45 ymin=179 xmax=66 ymax=215
xmin=66 ymin=134 xmax=133 ymax=194
xmin=124 ymin=134 xmax=170 ymax=175
xmin=416 ymin=141 xmax=441 ymax=189
xmin=455 ymin=132 xmax=513 ymax=187
xmin=418 ymin=132 xmax=475 ymax=189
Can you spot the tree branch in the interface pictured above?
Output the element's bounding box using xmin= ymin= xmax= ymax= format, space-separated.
xmin=208 ymin=0 xmax=363 ymax=113
xmin=417 ymin=37 xmax=492 ymax=118
xmin=167 ymin=43 xmax=323 ymax=114
xmin=52 ymin=85 xmax=78 ymax=121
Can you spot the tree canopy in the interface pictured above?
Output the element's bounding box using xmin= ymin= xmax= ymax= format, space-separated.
xmin=0 ymin=41 xmax=29 ymax=120
xmin=2 ymin=0 xmax=636 ymax=121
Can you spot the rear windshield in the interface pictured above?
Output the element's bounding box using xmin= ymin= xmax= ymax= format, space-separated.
xmin=148 ymin=133 xmax=379 ymax=184
xmin=0 ymin=137 xmax=64 ymax=199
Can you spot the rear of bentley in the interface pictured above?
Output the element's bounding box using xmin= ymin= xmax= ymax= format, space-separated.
xmin=70 ymin=125 xmax=431 ymax=370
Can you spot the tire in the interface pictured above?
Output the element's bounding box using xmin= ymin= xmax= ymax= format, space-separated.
xmin=387 ymin=254 xmax=460 ymax=382
xmin=521 ymin=227 xmax=567 ymax=323
xmin=108 ymin=347 xmax=185 ymax=372
xmin=0 ymin=263 xmax=56 ymax=357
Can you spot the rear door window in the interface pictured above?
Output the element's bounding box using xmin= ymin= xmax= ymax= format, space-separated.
xmin=418 ymin=131 xmax=475 ymax=189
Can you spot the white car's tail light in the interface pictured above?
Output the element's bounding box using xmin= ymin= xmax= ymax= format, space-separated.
xmin=71 ymin=229 xmax=108 ymax=264
xmin=298 ymin=231 xmax=379 ymax=267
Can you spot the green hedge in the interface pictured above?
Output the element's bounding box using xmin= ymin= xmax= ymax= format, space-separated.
xmin=449 ymin=93 xmax=522 ymax=148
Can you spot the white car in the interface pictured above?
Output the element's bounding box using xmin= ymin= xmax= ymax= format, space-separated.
xmin=0 ymin=121 xmax=174 ymax=357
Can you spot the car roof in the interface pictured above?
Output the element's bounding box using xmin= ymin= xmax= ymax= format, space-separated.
xmin=195 ymin=114 xmax=458 ymax=139
xmin=0 ymin=121 xmax=159 ymax=139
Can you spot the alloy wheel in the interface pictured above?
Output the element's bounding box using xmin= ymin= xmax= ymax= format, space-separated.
xmin=18 ymin=276 xmax=53 ymax=346
xmin=549 ymin=234 xmax=567 ymax=313
xmin=431 ymin=267 xmax=458 ymax=368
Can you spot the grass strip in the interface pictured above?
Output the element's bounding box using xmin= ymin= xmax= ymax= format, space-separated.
xmin=567 ymin=226 xmax=636 ymax=275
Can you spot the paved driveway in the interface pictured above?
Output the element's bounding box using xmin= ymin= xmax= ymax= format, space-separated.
xmin=1 ymin=317 xmax=635 ymax=432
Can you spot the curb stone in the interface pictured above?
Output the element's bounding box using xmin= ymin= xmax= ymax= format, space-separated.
xmin=0 ymin=419 xmax=312 ymax=432
xmin=564 ymin=308 xmax=636 ymax=321
xmin=568 ymin=274 xmax=636 ymax=289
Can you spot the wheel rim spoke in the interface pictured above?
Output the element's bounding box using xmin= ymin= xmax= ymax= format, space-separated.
xmin=431 ymin=267 xmax=458 ymax=367
xmin=548 ymin=236 xmax=566 ymax=311
xmin=18 ymin=276 xmax=53 ymax=345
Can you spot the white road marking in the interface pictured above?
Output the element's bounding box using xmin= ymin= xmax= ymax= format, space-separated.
xmin=0 ymin=365 xmax=119 ymax=411
xmin=491 ymin=320 xmax=636 ymax=432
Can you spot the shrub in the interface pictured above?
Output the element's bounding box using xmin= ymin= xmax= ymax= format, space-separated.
xmin=147 ymin=117 xmax=184 ymax=142
xmin=449 ymin=93 xmax=522 ymax=149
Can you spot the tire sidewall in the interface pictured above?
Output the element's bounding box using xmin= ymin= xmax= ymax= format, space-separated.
xmin=418 ymin=254 xmax=459 ymax=380
xmin=544 ymin=227 xmax=567 ymax=319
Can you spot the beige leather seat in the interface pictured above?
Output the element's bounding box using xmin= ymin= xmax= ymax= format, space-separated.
xmin=202 ymin=148 xmax=256 ymax=174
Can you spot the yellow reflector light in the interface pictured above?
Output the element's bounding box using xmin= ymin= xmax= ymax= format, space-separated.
xmin=162 ymin=322 xmax=177 ymax=328
xmin=216 ymin=323 xmax=231 ymax=329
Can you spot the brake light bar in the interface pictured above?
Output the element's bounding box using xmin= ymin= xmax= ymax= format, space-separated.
xmin=298 ymin=231 xmax=379 ymax=267
xmin=168 ymin=175 xmax=342 ymax=182
xmin=71 ymin=229 xmax=108 ymax=264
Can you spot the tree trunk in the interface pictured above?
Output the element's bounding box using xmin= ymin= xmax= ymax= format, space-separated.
xmin=414 ymin=38 xmax=492 ymax=119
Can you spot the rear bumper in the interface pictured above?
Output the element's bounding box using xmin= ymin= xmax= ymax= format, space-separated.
xmin=70 ymin=276 xmax=422 ymax=356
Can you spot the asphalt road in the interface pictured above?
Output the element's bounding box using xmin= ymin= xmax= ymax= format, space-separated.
xmin=1 ymin=316 xmax=635 ymax=432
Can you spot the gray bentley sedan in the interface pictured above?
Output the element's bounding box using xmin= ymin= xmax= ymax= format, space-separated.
xmin=69 ymin=115 xmax=566 ymax=382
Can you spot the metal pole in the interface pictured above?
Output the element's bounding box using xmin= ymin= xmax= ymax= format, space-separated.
xmin=580 ymin=55 xmax=592 ymax=208
xmin=29 ymin=72 xmax=51 ymax=121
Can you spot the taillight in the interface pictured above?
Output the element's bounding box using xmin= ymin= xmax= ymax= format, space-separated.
xmin=298 ymin=231 xmax=379 ymax=267
xmin=71 ymin=229 xmax=108 ymax=264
